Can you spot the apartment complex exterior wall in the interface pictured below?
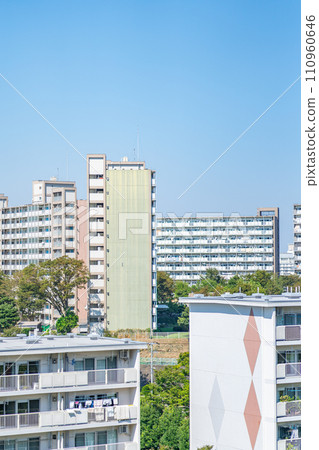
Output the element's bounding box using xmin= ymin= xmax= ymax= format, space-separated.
xmin=280 ymin=244 xmax=295 ymax=276
xmin=157 ymin=208 xmax=279 ymax=284
xmin=0 ymin=334 xmax=146 ymax=450
xmin=293 ymin=205 xmax=301 ymax=275
xmin=182 ymin=293 xmax=301 ymax=450
xmin=87 ymin=155 xmax=156 ymax=333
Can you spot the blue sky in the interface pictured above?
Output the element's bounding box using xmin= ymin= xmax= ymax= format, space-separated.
xmin=0 ymin=0 xmax=300 ymax=251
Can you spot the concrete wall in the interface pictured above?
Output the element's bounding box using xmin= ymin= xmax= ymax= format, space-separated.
xmin=106 ymin=169 xmax=152 ymax=330
xmin=189 ymin=302 xmax=277 ymax=450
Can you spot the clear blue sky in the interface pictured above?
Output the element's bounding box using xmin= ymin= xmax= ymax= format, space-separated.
xmin=0 ymin=0 xmax=300 ymax=251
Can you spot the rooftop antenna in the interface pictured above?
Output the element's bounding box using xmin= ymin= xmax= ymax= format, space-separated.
xmin=137 ymin=128 xmax=140 ymax=161
xmin=133 ymin=147 xmax=136 ymax=161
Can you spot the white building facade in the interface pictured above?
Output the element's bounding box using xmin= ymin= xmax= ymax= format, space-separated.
xmin=182 ymin=293 xmax=301 ymax=450
xmin=280 ymin=244 xmax=295 ymax=276
xmin=293 ymin=205 xmax=301 ymax=276
xmin=0 ymin=333 xmax=146 ymax=450
xmin=157 ymin=208 xmax=280 ymax=284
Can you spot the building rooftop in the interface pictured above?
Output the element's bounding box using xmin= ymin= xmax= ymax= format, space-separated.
xmin=180 ymin=292 xmax=301 ymax=307
xmin=0 ymin=333 xmax=147 ymax=356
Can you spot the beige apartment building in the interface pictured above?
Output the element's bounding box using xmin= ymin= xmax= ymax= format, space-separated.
xmin=86 ymin=155 xmax=157 ymax=334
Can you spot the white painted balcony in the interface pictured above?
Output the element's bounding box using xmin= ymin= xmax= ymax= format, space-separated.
xmin=0 ymin=405 xmax=137 ymax=433
xmin=90 ymin=250 xmax=105 ymax=259
xmin=90 ymin=193 xmax=105 ymax=202
xmin=277 ymin=363 xmax=301 ymax=379
xmin=90 ymin=308 xmax=104 ymax=317
xmin=277 ymin=438 xmax=301 ymax=450
xmin=90 ymin=279 xmax=105 ymax=288
xmin=90 ymin=265 xmax=105 ymax=274
xmin=0 ymin=368 xmax=137 ymax=393
xmin=276 ymin=325 xmax=301 ymax=342
xmin=65 ymin=443 xmax=137 ymax=450
xmin=90 ymin=178 xmax=104 ymax=188
xmin=90 ymin=221 xmax=105 ymax=232
xmin=277 ymin=400 xmax=301 ymax=419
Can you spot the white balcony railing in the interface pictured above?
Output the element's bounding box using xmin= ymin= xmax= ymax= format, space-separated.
xmin=277 ymin=438 xmax=301 ymax=450
xmin=277 ymin=363 xmax=301 ymax=379
xmin=277 ymin=400 xmax=301 ymax=418
xmin=0 ymin=405 xmax=137 ymax=432
xmin=276 ymin=325 xmax=301 ymax=341
xmin=0 ymin=368 xmax=137 ymax=392
xmin=64 ymin=443 xmax=137 ymax=450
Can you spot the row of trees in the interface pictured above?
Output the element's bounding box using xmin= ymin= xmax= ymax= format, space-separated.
xmin=157 ymin=269 xmax=301 ymax=331
xmin=0 ymin=257 xmax=89 ymax=334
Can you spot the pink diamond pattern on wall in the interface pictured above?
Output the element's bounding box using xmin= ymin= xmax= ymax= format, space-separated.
xmin=244 ymin=308 xmax=261 ymax=375
xmin=244 ymin=381 xmax=262 ymax=449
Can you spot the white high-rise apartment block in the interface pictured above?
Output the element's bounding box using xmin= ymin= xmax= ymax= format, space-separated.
xmin=293 ymin=205 xmax=301 ymax=276
xmin=0 ymin=179 xmax=78 ymax=326
xmin=87 ymin=155 xmax=156 ymax=333
xmin=280 ymin=244 xmax=295 ymax=276
xmin=182 ymin=292 xmax=301 ymax=450
xmin=0 ymin=333 xmax=146 ymax=450
xmin=0 ymin=179 xmax=77 ymax=274
xmin=157 ymin=208 xmax=279 ymax=284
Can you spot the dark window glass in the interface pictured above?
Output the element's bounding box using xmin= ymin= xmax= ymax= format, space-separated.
xmin=29 ymin=400 xmax=40 ymax=413
xmin=75 ymin=434 xmax=85 ymax=447
xmin=29 ymin=438 xmax=40 ymax=450
xmin=28 ymin=362 xmax=39 ymax=374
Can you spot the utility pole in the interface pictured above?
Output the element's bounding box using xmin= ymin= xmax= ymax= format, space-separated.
xmin=150 ymin=342 xmax=154 ymax=384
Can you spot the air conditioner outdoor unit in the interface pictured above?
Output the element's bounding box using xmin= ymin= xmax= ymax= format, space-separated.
xmin=119 ymin=425 xmax=129 ymax=434
xmin=119 ymin=350 xmax=129 ymax=360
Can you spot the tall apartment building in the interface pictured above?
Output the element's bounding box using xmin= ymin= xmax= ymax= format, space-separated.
xmin=157 ymin=207 xmax=279 ymax=283
xmin=0 ymin=179 xmax=78 ymax=325
xmin=280 ymin=244 xmax=295 ymax=276
xmin=182 ymin=292 xmax=301 ymax=450
xmin=293 ymin=205 xmax=301 ymax=276
xmin=87 ymin=155 xmax=157 ymax=333
xmin=0 ymin=333 xmax=146 ymax=449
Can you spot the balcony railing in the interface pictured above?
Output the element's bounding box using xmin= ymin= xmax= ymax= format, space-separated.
xmin=276 ymin=325 xmax=301 ymax=341
xmin=277 ymin=363 xmax=301 ymax=379
xmin=0 ymin=368 xmax=137 ymax=392
xmin=277 ymin=438 xmax=301 ymax=450
xmin=277 ymin=400 xmax=301 ymax=418
xmin=64 ymin=444 xmax=137 ymax=450
xmin=0 ymin=406 xmax=137 ymax=432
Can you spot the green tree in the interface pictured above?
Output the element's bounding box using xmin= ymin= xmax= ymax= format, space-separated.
xmin=205 ymin=268 xmax=223 ymax=284
xmin=38 ymin=256 xmax=89 ymax=316
xmin=141 ymin=353 xmax=190 ymax=449
xmin=0 ymin=296 xmax=19 ymax=331
xmin=157 ymin=272 xmax=175 ymax=304
xmin=177 ymin=306 xmax=189 ymax=330
xmin=174 ymin=281 xmax=191 ymax=299
xmin=197 ymin=446 xmax=214 ymax=450
xmin=56 ymin=310 xmax=79 ymax=334
xmin=14 ymin=265 xmax=46 ymax=320
xmin=140 ymin=403 xmax=162 ymax=449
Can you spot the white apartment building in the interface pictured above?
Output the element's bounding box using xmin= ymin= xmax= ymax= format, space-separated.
xmin=0 ymin=333 xmax=146 ymax=450
xmin=181 ymin=292 xmax=301 ymax=450
xmin=0 ymin=180 xmax=78 ymax=326
xmin=293 ymin=205 xmax=301 ymax=276
xmin=280 ymin=244 xmax=295 ymax=276
xmin=0 ymin=179 xmax=77 ymax=274
xmin=87 ymin=155 xmax=156 ymax=333
xmin=157 ymin=208 xmax=280 ymax=284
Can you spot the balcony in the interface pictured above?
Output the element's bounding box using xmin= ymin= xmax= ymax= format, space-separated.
xmin=65 ymin=444 xmax=137 ymax=450
xmin=0 ymin=368 xmax=137 ymax=393
xmin=277 ymin=400 xmax=301 ymax=419
xmin=277 ymin=363 xmax=301 ymax=379
xmin=277 ymin=438 xmax=301 ymax=450
xmin=0 ymin=405 xmax=137 ymax=434
xmin=90 ymin=308 xmax=104 ymax=317
xmin=276 ymin=326 xmax=301 ymax=341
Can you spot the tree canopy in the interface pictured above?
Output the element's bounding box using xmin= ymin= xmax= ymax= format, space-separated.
xmin=141 ymin=352 xmax=189 ymax=449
